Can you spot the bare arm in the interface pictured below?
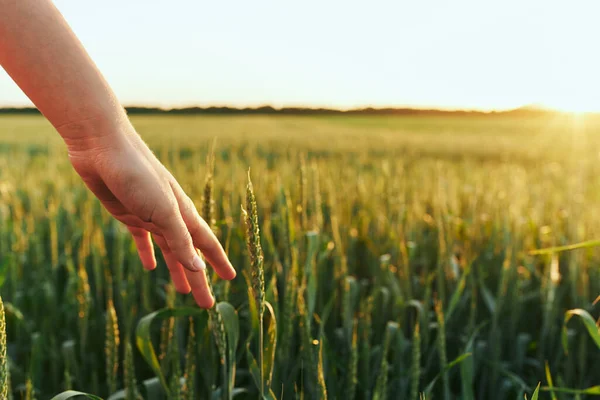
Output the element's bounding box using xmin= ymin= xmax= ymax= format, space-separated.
xmin=0 ymin=0 xmax=125 ymax=135
xmin=0 ymin=0 xmax=235 ymax=308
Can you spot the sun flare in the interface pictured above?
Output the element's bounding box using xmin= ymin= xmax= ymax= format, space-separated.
xmin=542 ymin=97 xmax=600 ymax=114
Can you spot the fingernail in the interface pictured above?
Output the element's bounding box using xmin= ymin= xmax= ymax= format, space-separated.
xmin=192 ymin=255 xmax=206 ymax=271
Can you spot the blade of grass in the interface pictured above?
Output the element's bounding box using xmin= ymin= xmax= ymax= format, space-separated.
xmin=529 ymin=239 xmax=600 ymax=255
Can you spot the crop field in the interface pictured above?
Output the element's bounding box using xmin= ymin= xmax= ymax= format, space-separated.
xmin=0 ymin=114 xmax=598 ymax=399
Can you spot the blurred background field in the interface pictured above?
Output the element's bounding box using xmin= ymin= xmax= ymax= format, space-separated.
xmin=0 ymin=114 xmax=599 ymax=399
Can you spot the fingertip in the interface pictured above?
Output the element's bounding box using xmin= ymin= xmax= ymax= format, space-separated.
xmin=172 ymin=278 xmax=191 ymax=294
xmin=183 ymin=268 xmax=214 ymax=308
xmin=142 ymin=258 xmax=158 ymax=271
xmin=193 ymin=292 xmax=215 ymax=309
xmin=176 ymin=285 xmax=192 ymax=295
xmin=172 ymin=275 xmax=192 ymax=294
xmin=223 ymin=265 xmax=236 ymax=280
xmin=214 ymin=261 xmax=236 ymax=280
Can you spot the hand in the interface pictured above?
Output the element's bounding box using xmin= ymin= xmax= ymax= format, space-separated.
xmin=63 ymin=118 xmax=236 ymax=308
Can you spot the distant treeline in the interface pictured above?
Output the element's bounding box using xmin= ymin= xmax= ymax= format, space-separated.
xmin=0 ymin=105 xmax=559 ymax=116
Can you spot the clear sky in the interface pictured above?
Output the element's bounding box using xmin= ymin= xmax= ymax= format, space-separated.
xmin=1 ymin=0 xmax=600 ymax=111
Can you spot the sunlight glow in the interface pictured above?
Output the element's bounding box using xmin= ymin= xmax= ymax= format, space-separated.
xmin=543 ymin=98 xmax=600 ymax=114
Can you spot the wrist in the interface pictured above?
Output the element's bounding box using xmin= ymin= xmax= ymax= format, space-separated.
xmin=58 ymin=112 xmax=131 ymax=152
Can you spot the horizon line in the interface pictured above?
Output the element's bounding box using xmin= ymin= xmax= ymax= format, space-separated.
xmin=0 ymin=103 xmax=577 ymax=115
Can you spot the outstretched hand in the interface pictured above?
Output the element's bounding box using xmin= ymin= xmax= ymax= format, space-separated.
xmin=63 ymin=119 xmax=235 ymax=308
xmin=1 ymin=0 xmax=235 ymax=308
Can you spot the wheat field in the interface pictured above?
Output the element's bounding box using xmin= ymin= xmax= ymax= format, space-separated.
xmin=0 ymin=114 xmax=598 ymax=399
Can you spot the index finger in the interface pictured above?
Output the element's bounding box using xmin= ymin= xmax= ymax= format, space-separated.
xmin=193 ymin=217 xmax=236 ymax=280
xmin=170 ymin=182 xmax=236 ymax=280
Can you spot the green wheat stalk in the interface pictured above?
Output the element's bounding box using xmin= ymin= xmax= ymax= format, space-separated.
xmin=358 ymin=297 xmax=373 ymax=399
xmin=410 ymin=322 xmax=421 ymax=400
xmin=311 ymin=161 xmax=323 ymax=231
xmin=298 ymin=286 xmax=327 ymax=399
xmin=373 ymin=322 xmax=398 ymax=400
xmin=345 ymin=320 xmax=358 ymax=400
xmin=183 ymin=318 xmax=196 ymax=400
xmin=25 ymin=377 xmax=34 ymax=400
xmin=124 ymin=341 xmax=140 ymax=400
xmin=160 ymin=283 xmax=176 ymax=373
xmin=76 ymin=262 xmax=91 ymax=353
xmin=170 ymin=349 xmax=182 ymax=400
xmin=168 ymin=317 xmax=182 ymax=400
xmin=201 ymin=158 xmax=228 ymax=398
xmin=279 ymin=252 xmax=298 ymax=366
xmin=106 ymin=299 xmax=120 ymax=395
xmin=299 ymin=156 xmax=308 ymax=231
xmin=242 ymin=170 xmax=265 ymax=398
xmin=434 ymin=300 xmax=450 ymax=400
xmin=0 ymin=296 xmax=8 ymax=399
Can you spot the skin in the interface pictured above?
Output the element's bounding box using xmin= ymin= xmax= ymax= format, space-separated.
xmin=0 ymin=0 xmax=235 ymax=308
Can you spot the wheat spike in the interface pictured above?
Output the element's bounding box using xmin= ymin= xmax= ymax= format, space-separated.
xmin=435 ymin=300 xmax=450 ymax=400
xmin=242 ymin=170 xmax=266 ymax=397
xmin=183 ymin=318 xmax=196 ymax=400
xmin=124 ymin=341 xmax=140 ymax=400
xmin=105 ymin=299 xmax=120 ymax=395
xmin=0 ymin=296 xmax=8 ymax=399
xmin=345 ymin=320 xmax=358 ymax=400
xmin=242 ymin=170 xmax=265 ymax=317
xmin=410 ymin=322 xmax=421 ymax=400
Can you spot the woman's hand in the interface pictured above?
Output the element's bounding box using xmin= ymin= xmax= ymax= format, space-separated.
xmin=63 ymin=118 xmax=235 ymax=308
xmin=1 ymin=0 xmax=235 ymax=307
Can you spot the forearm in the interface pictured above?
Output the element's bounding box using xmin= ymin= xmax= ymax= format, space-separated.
xmin=0 ymin=0 xmax=128 ymax=141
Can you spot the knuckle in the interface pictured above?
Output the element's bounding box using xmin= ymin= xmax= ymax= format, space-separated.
xmin=188 ymin=218 xmax=204 ymax=239
xmin=184 ymin=196 xmax=196 ymax=213
xmin=145 ymin=201 xmax=173 ymax=226
xmin=169 ymin=229 xmax=194 ymax=252
xmin=201 ymin=237 xmax=219 ymax=254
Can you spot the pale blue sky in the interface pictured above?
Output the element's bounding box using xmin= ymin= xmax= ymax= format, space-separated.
xmin=1 ymin=0 xmax=600 ymax=111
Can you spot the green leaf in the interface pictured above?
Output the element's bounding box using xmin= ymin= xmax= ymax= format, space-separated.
xmin=216 ymin=301 xmax=240 ymax=399
xmin=211 ymin=387 xmax=251 ymax=400
xmin=4 ymin=302 xmax=23 ymax=322
xmin=562 ymin=308 xmax=600 ymax=354
xmin=141 ymin=377 xmax=163 ymax=400
xmin=531 ymin=382 xmax=541 ymax=400
xmin=446 ymin=264 xmax=470 ymax=320
xmin=247 ymin=345 xmax=261 ymax=391
xmin=478 ymin=279 xmax=496 ymax=315
xmin=424 ymin=353 xmax=472 ymax=394
xmin=305 ymin=232 xmax=320 ymax=317
xmin=407 ymin=300 xmax=427 ymax=335
xmin=541 ymin=386 xmax=600 ymax=395
xmin=460 ymin=322 xmax=486 ymax=400
xmin=50 ymin=391 xmax=103 ymax=400
xmin=318 ymin=295 xmax=335 ymax=340
xmin=544 ymin=361 xmax=557 ymax=400
xmin=246 ymin=346 xmax=277 ymax=400
xmin=343 ymin=276 xmax=358 ymax=342
xmin=243 ymin=270 xmax=259 ymax=336
xmin=263 ymin=301 xmax=277 ymax=389
xmin=481 ymin=359 xmax=529 ymax=391
xmin=0 ymin=255 xmax=11 ymax=289
xmin=232 ymin=388 xmax=250 ymax=398
xmin=106 ymin=389 xmax=125 ymax=400
xmin=135 ymin=307 xmax=206 ymax=394
xmin=529 ymin=239 xmax=600 ymax=255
